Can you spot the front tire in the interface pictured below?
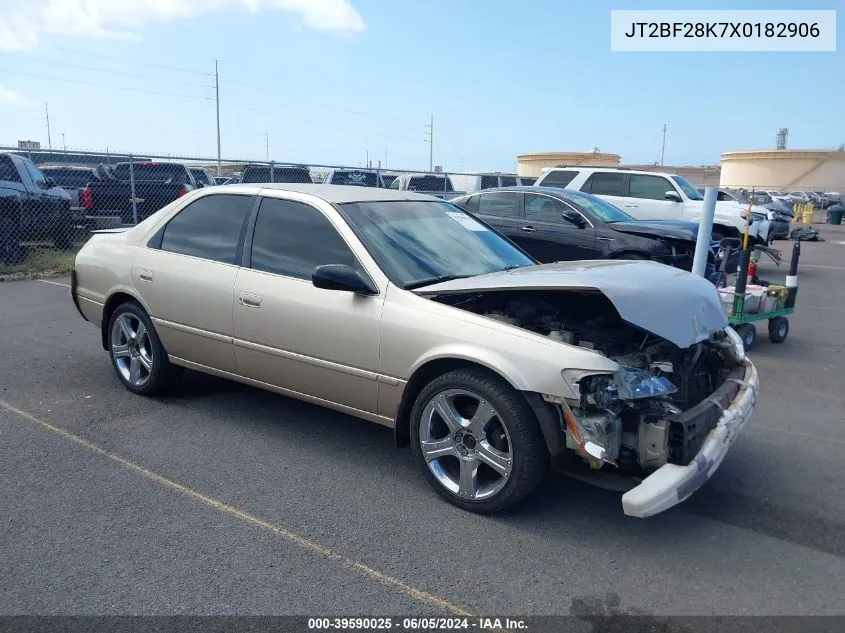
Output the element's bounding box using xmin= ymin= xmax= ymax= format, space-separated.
xmin=768 ymin=317 xmax=789 ymax=343
xmin=409 ymin=368 xmax=548 ymax=513
xmin=107 ymin=301 xmax=181 ymax=396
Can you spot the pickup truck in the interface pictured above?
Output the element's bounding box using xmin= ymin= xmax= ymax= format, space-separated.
xmin=1 ymin=152 xmax=73 ymax=262
xmin=40 ymin=165 xmax=102 ymax=226
xmin=80 ymin=161 xmax=196 ymax=224
xmin=240 ymin=164 xmax=313 ymax=184
xmin=387 ymin=173 xmax=465 ymax=200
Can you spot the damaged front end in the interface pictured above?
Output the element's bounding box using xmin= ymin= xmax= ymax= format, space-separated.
xmin=421 ymin=265 xmax=758 ymax=517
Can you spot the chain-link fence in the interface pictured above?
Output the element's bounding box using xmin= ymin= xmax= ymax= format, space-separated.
xmin=0 ymin=145 xmax=539 ymax=278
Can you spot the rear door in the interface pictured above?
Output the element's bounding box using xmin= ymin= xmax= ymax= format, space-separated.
xmin=519 ymin=192 xmax=597 ymax=262
xmin=624 ymin=174 xmax=682 ymax=220
xmin=134 ymin=193 xmax=255 ymax=372
xmin=233 ymin=196 xmax=382 ymax=414
xmin=579 ymin=172 xmax=627 ymax=211
xmin=473 ymin=191 xmax=522 ymax=241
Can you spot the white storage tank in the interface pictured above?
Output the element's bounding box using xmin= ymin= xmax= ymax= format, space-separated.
xmin=720 ymin=149 xmax=845 ymax=191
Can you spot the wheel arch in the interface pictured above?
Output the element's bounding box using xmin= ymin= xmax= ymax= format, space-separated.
xmin=100 ymin=289 xmax=149 ymax=350
xmin=392 ymin=356 xmax=564 ymax=458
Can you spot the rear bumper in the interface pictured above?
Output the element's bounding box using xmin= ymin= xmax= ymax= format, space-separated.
xmin=621 ymin=360 xmax=758 ymax=518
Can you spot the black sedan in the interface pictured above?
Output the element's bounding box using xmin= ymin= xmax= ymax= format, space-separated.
xmin=452 ymin=187 xmax=710 ymax=271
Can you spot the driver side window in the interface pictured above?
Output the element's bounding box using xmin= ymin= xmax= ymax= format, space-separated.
xmin=524 ymin=193 xmax=568 ymax=223
xmin=249 ymin=197 xmax=359 ymax=280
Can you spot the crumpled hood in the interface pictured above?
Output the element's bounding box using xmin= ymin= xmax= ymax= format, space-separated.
xmin=416 ymin=260 xmax=729 ymax=348
xmin=608 ymin=220 xmax=699 ymax=242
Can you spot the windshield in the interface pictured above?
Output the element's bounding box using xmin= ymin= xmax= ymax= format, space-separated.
xmin=557 ymin=190 xmax=632 ymax=223
xmin=41 ymin=168 xmax=93 ymax=188
xmin=671 ymin=175 xmax=704 ymax=200
xmin=340 ymin=200 xmax=533 ymax=288
xmin=729 ymin=190 xmax=750 ymax=204
xmin=242 ymin=167 xmax=313 ymax=183
xmin=329 ymin=171 xmax=379 ymax=187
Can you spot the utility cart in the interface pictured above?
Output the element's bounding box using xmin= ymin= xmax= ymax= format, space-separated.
xmin=713 ymin=240 xmax=801 ymax=350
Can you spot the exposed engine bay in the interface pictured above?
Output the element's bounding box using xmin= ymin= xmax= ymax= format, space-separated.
xmin=431 ymin=290 xmax=746 ymax=476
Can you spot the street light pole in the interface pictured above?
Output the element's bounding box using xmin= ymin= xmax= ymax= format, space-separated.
xmin=215 ymin=59 xmax=222 ymax=177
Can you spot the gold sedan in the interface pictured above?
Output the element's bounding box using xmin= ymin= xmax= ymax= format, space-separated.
xmin=71 ymin=184 xmax=757 ymax=517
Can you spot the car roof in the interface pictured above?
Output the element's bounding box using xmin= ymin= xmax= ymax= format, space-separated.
xmin=217 ymin=183 xmax=439 ymax=203
xmin=544 ymin=166 xmax=679 ymax=177
xmin=455 ymin=186 xmax=582 ymax=197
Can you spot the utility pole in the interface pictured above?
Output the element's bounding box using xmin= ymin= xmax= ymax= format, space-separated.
xmin=264 ymin=130 xmax=269 ymax=161
xmin=61 ymin=133 xmax=66 ymax=159
xmin=215 ymin=60 xmax=222 ymax=176
xmin=44 ymin=103 xmax=52 ymax=150
xmin=424 ymin=114 xmax=434 ymax=171
xmin=660 ymin=123 xmax=667 ymax=166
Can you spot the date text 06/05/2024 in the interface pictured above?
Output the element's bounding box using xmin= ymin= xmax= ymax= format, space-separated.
xmin=307 ymin=617 xmax=528 ymax=630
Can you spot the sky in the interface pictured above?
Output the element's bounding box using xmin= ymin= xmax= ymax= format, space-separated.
xmin=0 ymin=0 xmax=843 ymax=172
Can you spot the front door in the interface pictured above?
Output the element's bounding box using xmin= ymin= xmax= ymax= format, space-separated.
xmin=517 ymin=192 xmax=597 ymax=262
xmin=233 ymin=197 xmax=382 ymax=415
xmin=624 ymin=174 xmax=682 ymax=221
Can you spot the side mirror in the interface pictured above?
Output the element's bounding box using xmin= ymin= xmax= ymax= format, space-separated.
xmin=664 ymin=191 xmax=682 ymax=202
xmin=561 ymin=210 xmax=586 ymax=228
xmin=312 ymin=264 xmax=378 ymax=295
xmin=45 ymin=177 xmax=56 ymax=188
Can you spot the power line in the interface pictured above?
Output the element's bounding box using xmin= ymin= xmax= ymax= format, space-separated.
xmin=221 ymin=100 xmax=426 ymax=143
xmin=0 ymin=68 xmax=214 ymax=102
xmin=223 ymin=78 xmax=418 ymax=126
xmin=0 ymin=53 xmax=215 ymax=89
xmin=44 ymin=45 xmax=214 ymax=77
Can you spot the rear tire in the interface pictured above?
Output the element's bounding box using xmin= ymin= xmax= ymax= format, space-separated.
xmin=107 ymin=301 xmax=182 ymax=396
xmin=768 ymin=317 xmax=789 ymax=343
xmin=409 ymin=368 xmax=548 ymax=513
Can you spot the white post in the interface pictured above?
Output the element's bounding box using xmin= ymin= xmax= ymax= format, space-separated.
xmin=692 ymin=187 xmax=717 ymax=277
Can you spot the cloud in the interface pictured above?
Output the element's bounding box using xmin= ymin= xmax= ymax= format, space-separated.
xmin=0 ymin=0 xmax=365 ymax=50
xmin=0 ymin=85 xmax=25 ymax=105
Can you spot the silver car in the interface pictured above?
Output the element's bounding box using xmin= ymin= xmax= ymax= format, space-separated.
xmin=71 ymin=184 xmax=758 ymax=517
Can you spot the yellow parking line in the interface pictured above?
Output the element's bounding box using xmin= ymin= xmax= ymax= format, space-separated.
xmin=0 ymin=398 xmax=472 ymax=617
xmin=37 ymin=279 xmax=71 ymax=288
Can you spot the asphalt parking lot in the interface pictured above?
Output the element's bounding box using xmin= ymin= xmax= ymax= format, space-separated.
xmin=2 ymin=226 xmax=845 ymax=618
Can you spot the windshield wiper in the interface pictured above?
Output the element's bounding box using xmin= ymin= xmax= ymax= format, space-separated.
xmin=404 ymin=274 xmax=472 ymax=290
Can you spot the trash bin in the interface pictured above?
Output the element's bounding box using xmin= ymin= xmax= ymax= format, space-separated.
xmin=830 ymin=209 xmax=843 ymax=225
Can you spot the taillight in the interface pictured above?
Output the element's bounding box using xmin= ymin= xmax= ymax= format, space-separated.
xmin=178 ymin=186 xmax=188 ymax=197
xmin=81 ymin=187 xmax=93 ymax=209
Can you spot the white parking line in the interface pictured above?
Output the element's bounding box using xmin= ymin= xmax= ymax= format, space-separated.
xmin=37 ymin=279 xmax=70 ymax=288
xmin=801 ymin=264 xmax=845 ymax=271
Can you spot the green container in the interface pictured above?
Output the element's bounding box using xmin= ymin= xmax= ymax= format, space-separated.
xmin=830 ymin=209 xmax=843 ymax=225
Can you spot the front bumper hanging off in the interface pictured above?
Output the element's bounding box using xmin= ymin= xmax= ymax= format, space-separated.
xmin=621 ymin=359 xmax=759 ymax=518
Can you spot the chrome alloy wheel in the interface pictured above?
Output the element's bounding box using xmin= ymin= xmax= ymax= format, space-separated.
xmin=418 ymin=388 xmax=513 ymax=501
xmin=110 ymin=313 xmax=153 ymax=387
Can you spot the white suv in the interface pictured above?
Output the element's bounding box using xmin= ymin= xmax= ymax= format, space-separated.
xmin=534 ymin=167 xmax=770 ymax=244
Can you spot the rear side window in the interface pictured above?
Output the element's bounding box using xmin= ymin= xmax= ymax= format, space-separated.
xmin=480 ymin=175 xmax=499 ymax=189
xmin=477 ymin=192 xmax=518 ymax=218
xmin=540 ymin=170 xmax=577 ymax=188
xmin=0 ymin=156 xmax=21 ymax=182
xmin=582 ymin=172 xmax=625 ymax=196
xmin=160 ymin=194 xmax=254 ymax=264
xmin=519 ymin=177 xmax=536 ymax=186
xmin=250 ymin=198 xmax=357 ymax=280
xmin=500 ymin=176 xmax=518 ymax=187
xmin=459 ymin=195 xmax=479 ymax=212
xmin=628 ymin=175 xmax=674 ymax=200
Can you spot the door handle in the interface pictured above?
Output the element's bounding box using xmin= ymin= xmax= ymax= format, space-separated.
xmin=624 ymin=203 xmax=637 ymax=208
xmin=138 ymin=269 xmax=154 ymax=282
xmin=239 ymin=293 xmax=262 ymax=308
xmin=596 ymin=236 xmax=615 ymax=242
xmin=520 ymin=225 xmax=537 ymax=232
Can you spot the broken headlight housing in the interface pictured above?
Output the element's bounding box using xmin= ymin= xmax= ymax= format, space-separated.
xmin=614 ymin=366 xmax=678 ymax=400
